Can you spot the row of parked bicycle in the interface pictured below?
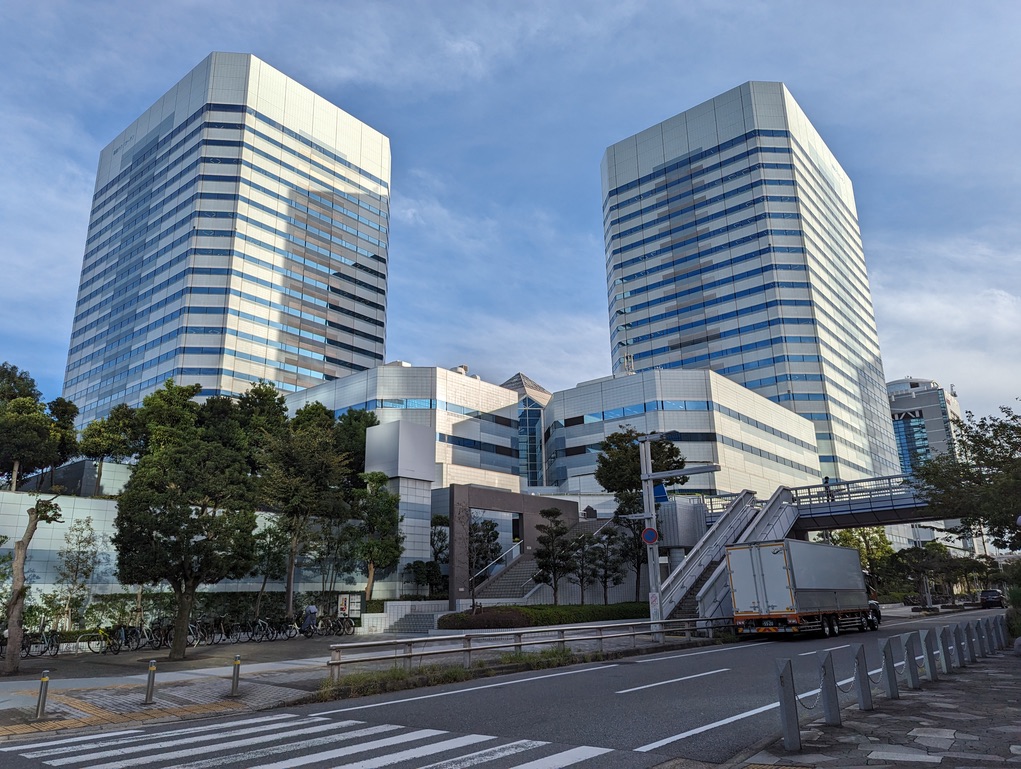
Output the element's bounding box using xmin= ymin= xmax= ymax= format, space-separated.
xmin=1 ymin=612 xmax=356 ymax=658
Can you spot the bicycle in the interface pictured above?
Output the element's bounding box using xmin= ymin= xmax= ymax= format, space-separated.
xmin=331 ymin=612 xmax=355 ymax=636
xmin=21 ymin=627 xmax=60 ymax=658
xmin=80 ymin=627 xmax=122 ymax=655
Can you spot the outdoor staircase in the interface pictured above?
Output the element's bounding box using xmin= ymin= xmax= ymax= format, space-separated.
xmin=475 ymin=556 xmax=539 ymax=600
xmin=668 ymin=558 xmax=724 ymax=620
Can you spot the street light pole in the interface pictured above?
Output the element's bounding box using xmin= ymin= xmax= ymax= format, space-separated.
xmin=636 ymin=434 xmax=721 ymax=642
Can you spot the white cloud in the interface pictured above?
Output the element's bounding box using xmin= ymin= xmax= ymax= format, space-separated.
xmin=871 ymin=231 xmax=1021 ymax=418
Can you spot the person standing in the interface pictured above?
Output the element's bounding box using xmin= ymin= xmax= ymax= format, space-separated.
xmin=823 ymin=476 xmax=835 ymax=502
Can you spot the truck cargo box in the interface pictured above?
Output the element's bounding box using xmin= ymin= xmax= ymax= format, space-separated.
xmin=726 ymin=539 xmax=870 ymax=634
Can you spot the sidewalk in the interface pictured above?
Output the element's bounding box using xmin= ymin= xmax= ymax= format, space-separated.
xmin=0 ymin=610 xmax=1016 ymax=769
xmin=726 ymin=605 xmax=1021 ymax=769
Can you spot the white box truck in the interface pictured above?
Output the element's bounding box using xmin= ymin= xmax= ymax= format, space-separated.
xmin=726 ymin=539 xmax=880 ymax=637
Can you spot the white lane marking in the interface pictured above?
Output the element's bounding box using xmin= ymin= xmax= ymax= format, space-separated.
xmin=635 ymin=702 xmax=779 ymax=751
xmin=799 ymin=644 xmax=850 ymax=656
xmin=0 ymin=731 xmax=143 ymax=752
xmin=507 ymin=746 xmax=614 ymax=767
xmin=635 ymin=642 xmax=776 ymax=663
xmin=317 ymin=665 xmax=619 ymax=714
xmin=38 ymin=718 xmax=333 ymax=765
xmin=331 ymin=735 xmax=496 ymax=768
xmin=23 ymin=714 xmax=313 ymax=759
xmin=634 ymin=663 xmax=888 ymax=751
xmin=171 ymin=725 xmax=403 ymax=769
xmin=246 ymin=729 xmax=448 ymax=769
xmin=417 ymin=740 xmax=548 ymax=768
xmin=616 ymin=668 xmax=729 ymax=694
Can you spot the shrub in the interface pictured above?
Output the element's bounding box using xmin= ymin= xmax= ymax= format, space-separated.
xmin=437 ymin=602 xmax=649 ymax=630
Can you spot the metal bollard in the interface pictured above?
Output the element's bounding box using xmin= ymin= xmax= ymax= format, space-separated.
xmin=965 ymin=623 xmax=979 ymax=663
xmin=775 ymin=658 xmax=801 ymax=751
xmin=938 ymin=626 xmax=954 ymax=673
xmin=921 ymin=629 xmax=939 ymax=682
xmin=852 ymin=644 xmax=873 ymax=711
xmin=229 ymin=654 xmax=241 ymax=697
xmin=954 ymin=624 xmax=969 ymax=667
xmin=971 ymin=616 xmax=988 ymax=653
xmin=818 ymin=651 xmax=841 ymax=726
xmin=34 ymin=670 xmax=50 ymax=720
xmin=896 ymin=633 xmax=921 ymax=690
xmin=143 ymin=659 xmax=157 ymax=705
xmin=880 ymin=636 xmax=899 ymax=699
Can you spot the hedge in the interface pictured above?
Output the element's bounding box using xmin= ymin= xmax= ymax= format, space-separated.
xmin=437 ymin=602 xmax=650 ymax=630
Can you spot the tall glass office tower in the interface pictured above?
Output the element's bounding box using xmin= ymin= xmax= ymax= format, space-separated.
xmin=601 ymin=81 xmax=898 ymax=480
xmin=63 ymin=53 xmax=391 ymax=423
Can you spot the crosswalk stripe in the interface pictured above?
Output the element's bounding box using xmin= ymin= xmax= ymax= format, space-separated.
xmin=416 ymin=739 xmax=549 ymax=768
xmin=330 ymin=734 xmax=497 ymax=768
xmin=22 ymin=713 xmax=305 ymax=758
xmin=37 ymin=717 xmax=332 ymax=765
xmin=0 ymin=731 xmax=144 ymax=752
xmin=171 ymin=724 xmax=404 ymax=769
xmin=506 ymin=746 xmax=614 ymax=768
xmin=70 ymin=720 xmax=365 ymax=769
xmin=247 ymin=729 xmax=448 ymax=769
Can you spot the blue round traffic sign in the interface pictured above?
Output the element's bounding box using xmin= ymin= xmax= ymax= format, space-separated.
xmin=641 ymin=527 xmax=659 ymax=545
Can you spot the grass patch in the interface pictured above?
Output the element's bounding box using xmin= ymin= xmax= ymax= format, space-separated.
xmin=496 ymin=647 xmax=576 ymax=668
xmin=318 ymin=664 xmax=476 ymax=700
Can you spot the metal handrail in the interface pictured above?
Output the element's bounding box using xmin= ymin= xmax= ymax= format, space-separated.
xmin=326 ymin=617 xmax=729 ymax=679
xmin=472 ymin=541 xmax=523 ymax=582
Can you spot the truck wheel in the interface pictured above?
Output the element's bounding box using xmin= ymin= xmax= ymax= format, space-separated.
xmin=821 ymin=617 xmax=832 ymax=638
xmin=829 ymin=616 xmax=840 ymax=636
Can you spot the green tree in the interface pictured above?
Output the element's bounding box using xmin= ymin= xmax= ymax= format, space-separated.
xmin=0 ymin=397 xmax=56 ymax=490
xmin=54 ymin=516 xmax=101 ymax=630
xmin=78 ymin=403 xmax=140 ymax=494
xmin=262 ymin=402 xmax=350 ymax=617
xmin=46 ymin=397 xmax=79 ymax=485
xmin=912 ymin=405 xmax=1021 ymax=550
xmin=566 ymin=532 xmax=598 ymax=605
xmin=113 ymin=382 xmax=260 ymax=660
xmin=533 ymin=507 xmax=575 ymax=606
xmin=0 ymin=362 xmax=41 ymax=403
xmin=334 ymin=408 xmax=380 ymax=484
xmin=3 ymin=495 xmax=62 ymax=675
xmin=594 ymin=427 xmax=687 ymax=601
xmin=594 ymin=426 xmax=688 ymax=494
xmin=350 ymin=471 xmax=403 ymax=601
xmin=431 ymin=514 xmax=450 ymax=564
xmin=591 ymin=527 xmax=627 ymax=605
xmin=249 ymin=519 xmax=290 ymax=620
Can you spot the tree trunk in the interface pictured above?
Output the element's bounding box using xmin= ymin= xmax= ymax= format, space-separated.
xmin=3 ymin=512 xmax=40 ymax=675
xmin=254 ymin=572 xmax=269 ymax=619
xmin=169 ymin=587 xmax=195 ymax=661
xmin=365 ymin=561 xmax=376 ymax=602
xmin=94 ymin=461 xmax=104 ymax=496
xmin=10 ymin=459 xmax=20 ymax=492
xmin=285 ymin=529 xmax=300 ymax=618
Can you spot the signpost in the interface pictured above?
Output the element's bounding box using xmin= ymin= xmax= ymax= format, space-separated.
xmin=636 ymin=433 xmax=720 ymax=642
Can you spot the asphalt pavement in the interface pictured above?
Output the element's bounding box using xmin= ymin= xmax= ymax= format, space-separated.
xmin=0 ymin=606 xmax=1015 ymax=768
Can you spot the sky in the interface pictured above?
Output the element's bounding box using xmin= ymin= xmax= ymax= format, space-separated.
xmin=1 ymin=1 xmax=1019 ymax=420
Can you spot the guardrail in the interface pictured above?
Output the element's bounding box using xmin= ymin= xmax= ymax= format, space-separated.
xmin=327 ymin=618 xmax=730 ymax=681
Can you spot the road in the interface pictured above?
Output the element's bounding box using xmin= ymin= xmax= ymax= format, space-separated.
xmin=0 ymin=610 xmax=1000 ymax=768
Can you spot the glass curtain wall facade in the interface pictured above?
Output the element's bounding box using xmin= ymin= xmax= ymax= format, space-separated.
xmin=63 ymin=53 xmax=391 ymax=423
xmin=601 ymin=81 xmax=898 ymax=481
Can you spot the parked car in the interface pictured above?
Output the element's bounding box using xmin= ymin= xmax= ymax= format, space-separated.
xmin=979 ymin=589 xmax=1006 ymax=608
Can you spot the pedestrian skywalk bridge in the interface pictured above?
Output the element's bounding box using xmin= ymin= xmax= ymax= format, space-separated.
xmin=1 ymin=712 xmax=656 ymax=769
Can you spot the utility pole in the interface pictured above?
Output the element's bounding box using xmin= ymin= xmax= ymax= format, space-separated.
xmin=635 ymin=434 xmax=719 ymax=641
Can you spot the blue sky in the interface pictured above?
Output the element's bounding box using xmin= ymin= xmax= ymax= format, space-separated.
xmin=2 ymin=1 xmax=1019 ymax=419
